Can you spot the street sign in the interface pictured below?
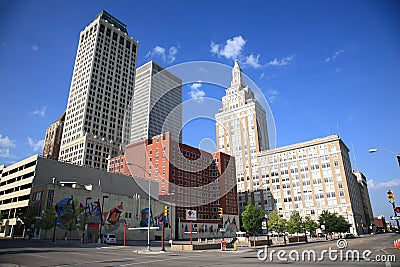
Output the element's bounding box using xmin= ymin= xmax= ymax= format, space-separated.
xmin=390 ymin=216 xmax=400 ymax=220
xmin=186 ymin=209 xmax=197 ymax=220
xmin=262 ymin=221 xmax=267 ymax=230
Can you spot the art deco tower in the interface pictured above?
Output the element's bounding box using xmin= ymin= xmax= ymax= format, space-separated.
xmin=59 ymin=11 xmax=138 ymax=170
xmin=215 ymin=60 xmax=270 ymax=213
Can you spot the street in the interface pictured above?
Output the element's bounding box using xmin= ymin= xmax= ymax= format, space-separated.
xmin=0 ymin=233 xmax=399 ymax=266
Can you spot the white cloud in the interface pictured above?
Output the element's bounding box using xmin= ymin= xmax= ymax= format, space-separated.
xmin=210 ymin=36 xmax=246 ymax=60
xmin=31 ymin=106 xmax=47 ymax=117
xmin=324 ymin=49 xmax=344 ymax=63
xmin=0 ymin=148 xmax=12 ymax=158
xmin=243 ymin=54 xmax=262 ymax=69
xmin=32 ymin=44 xmax=39 ymax=51
xmin=189 ymin=82 xmax=205 ymax=102
xmin=267 ymin=89 xmax=280 ymax=103
xmin=146 ymin=45 xmax=179 ymax=64
xmin=267 ymin=55 xmax=295 ymax=66
xmin=27 ymin=137 xmax=44 ymax=152
xmin=0 ymin=134 xmax=16 ymax=148
xmin=368 ymin=178 xmax=400 ymax=190
xmin=259 ymin=73 xmax=265 ymax=79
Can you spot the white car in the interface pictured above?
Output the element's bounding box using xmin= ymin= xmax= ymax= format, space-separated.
xmin=102 ymin=234 xmax=116 ymax=244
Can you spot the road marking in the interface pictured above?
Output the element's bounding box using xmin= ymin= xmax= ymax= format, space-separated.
xmin=54 ymin=257 xmax=137 ymax=266
xmin=32 ymin=254 xmax=50 ymax=259
xmin=118 ymin=254 xmax=205 ymax=266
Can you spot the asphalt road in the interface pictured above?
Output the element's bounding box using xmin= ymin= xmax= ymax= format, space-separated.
xmin=0 ymin=233 xmax=399 ymax=266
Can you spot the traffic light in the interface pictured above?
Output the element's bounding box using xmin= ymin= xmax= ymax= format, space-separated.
xmin=164 ymin=205 xmax=169 ymax=217
xmin=397 ymin=155 xmax=400 ymax=167
xmin=218 ymin=208 xmax=223 ymax=218
xmin=387 ymin=190 xmax=395 ymax=204
xmin=395 ymin=207 xmax=400 ymax=213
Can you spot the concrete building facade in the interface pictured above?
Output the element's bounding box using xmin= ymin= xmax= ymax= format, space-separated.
xmin=215 ymin=60 xmax=271 ymax=214
xmin=354 ymin=171 xmax=374 ymax=232
xmin=42 ymin=112 xmax=65 ymax=160
xmin=0 ymin=154 xmax=161 ymax=238
xmin=129 ymin=61 xmax=182 ymax=143
xmin=29 ymin=182 xmax=171 ymax=242
xmin=258 ymin=135 xmax=372 ymax=235
xmin=58 ymin=10 xmax=138 ymax=171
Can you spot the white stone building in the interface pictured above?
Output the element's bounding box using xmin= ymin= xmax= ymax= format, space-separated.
xmin=258 ymin=135 xmax=371 ymax=235
xmin=215 ymin=60 xmax=271 ymax=213
xmin=58 ymin=10 xmax=138 ymax=170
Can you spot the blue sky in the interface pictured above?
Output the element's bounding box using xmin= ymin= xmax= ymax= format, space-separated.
xmin=0 ymin=0 xmax=399 ymax=221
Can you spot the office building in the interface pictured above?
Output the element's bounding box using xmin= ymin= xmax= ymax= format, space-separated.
xmin=130 ymin=61 xmax=182 ymax=143
xmin=109 ymin=132 xmax=239 ymax=239
xmin=354 ymin=171 xmax=374 ymax=232
xmin=58 ymin=10 xmax=138 ymax=170
xmin=258 ymin=135 xmax=373 ymax=235
xmin=0 ymin=154 xmax=160 ymax=238
xmin=215 ymin=60 xmax=270 ymax=213
xmin=42 ymin=112 xmax=65 ymax=160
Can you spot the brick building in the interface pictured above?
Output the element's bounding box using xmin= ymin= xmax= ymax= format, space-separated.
xmin=109 ymin=132 xmax=239 ymax=238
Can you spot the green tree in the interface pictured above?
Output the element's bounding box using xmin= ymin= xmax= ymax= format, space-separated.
xmin=21 ymin=206 xmax=37 ymax=238
xmin=268 ymin=210 xmax=287 ymax=233
xmin=38 ymin=207 xmax=56 ymax=240
xmin=241 ymin=202 xmax=265 ymax=247
xmin=286 ymin=211 xmax=302 ymax=234
xmin=318 ymin=210 xmax=351 ymax=237
xmin=304 ymin=216 xmax=318 ymax=237
xmin=335 ymin=215 xmax=351 ymax=233
xmin=63 ymin=201 xmax=83 ymax=240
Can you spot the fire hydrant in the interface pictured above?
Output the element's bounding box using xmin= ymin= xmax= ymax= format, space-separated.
xmin=233 ymin=241 xmax=237 ymax=251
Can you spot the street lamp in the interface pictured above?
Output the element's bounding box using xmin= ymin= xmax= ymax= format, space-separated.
xmin=369 ymin=148 xmax=400 ymax=167
xmin=126 ymin=161 xmax=152 ymax=251
xmin=98 ymin=195 xmax=108 ymax=243
xmin=169 ymin=192 xmax=174 ymax=242
xmin=83 ymin=197 xmax=92 ymax=243
xmin=264 ymin=214 xmax=270 ymax=246
xmin=52 ymin=213 xmax=57 ymax=242
xmin=369 ymin=147 xmax=400 ymax=228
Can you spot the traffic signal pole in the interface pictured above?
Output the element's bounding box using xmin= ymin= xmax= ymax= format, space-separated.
xmin=388 ymin=190 xmax=400 ymax=230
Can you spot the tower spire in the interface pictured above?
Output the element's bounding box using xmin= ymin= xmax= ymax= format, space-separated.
xmin=231 ymin=60 xmax=243 ymax=87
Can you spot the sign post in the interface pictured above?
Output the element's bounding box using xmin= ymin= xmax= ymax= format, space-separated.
xmin=161 ymin=222 xmax=165 ymax=252
xmin=190 ymin=221 xmax=193 ymax=245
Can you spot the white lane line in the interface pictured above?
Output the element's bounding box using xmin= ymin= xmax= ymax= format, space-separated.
xmin=32 ymin=254 xmax=50 ymax=259
xmin=54 ymin=257 xmax=137 ymax=267
xmin=118 ymin=254 xmax=205 ymax=266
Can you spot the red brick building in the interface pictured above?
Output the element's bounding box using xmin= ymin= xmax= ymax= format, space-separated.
xmin=109 ymin=132 xmax=239 ymax=238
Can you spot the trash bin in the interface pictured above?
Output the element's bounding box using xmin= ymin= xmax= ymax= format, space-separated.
xmin=220 ymin=240 xmax=227 ymax=251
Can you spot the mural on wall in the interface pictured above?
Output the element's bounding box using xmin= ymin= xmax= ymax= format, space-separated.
xmin=55 ymin=196 xmax=74 ymax=227
xmin=140 ymin=208 xmax=153 ymax=227
xmin=154 ymin=212 xmax=169 ymax=229
xmin=179 ymin=215 xmax=239 ymax=238
xmin=83 ymin=200 xmax=102 ymax=219
xmin=104 ymin=203 xmax=124 ymax=232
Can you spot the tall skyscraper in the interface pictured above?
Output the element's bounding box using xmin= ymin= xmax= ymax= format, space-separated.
xmin=42 ymin=112 xmax=65 ymax=160
xmin=129 ymin=61 xmax=182 ymax=143
xmin=215 ymin=60 xmax=270 ymax=213
xmin=59 ymin=11 xmax=138 ymax=170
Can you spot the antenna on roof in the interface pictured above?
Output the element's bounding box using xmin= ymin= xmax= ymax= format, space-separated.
xmin=351 ymin=143 xmax=359 ymax=173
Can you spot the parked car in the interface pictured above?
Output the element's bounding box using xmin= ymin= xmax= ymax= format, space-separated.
xmin=102 ymin=234 xmax=116 ymax=244
xmin=344 ymin=233 xmax=355 ymax=239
